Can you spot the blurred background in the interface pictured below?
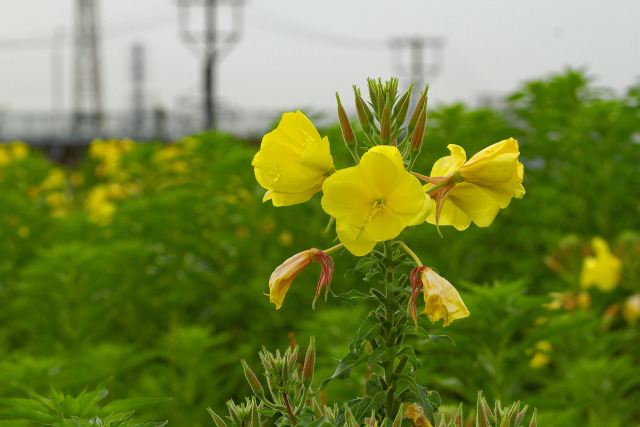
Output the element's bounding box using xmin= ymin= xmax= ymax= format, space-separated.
xmin=0 ymin=1 xmax=639 ymax=426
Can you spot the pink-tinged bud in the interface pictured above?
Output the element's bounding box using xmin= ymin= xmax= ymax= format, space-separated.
xmin=268 ymin=249 xmax=334 ymax=310
xmin=336 ymin=93 xmax=356 ymax=149
xmin=302 ymin=336 xmax=316 ymax=387
xmin=241 ymin=359 xmax=265 ymax=399
xmin=407 ymin=87 xmax=428 ymax=132
xmin=207 ymin=408 xmax=228 ymax=427
xmin=411 ymin=105 xmax=427 ymax=154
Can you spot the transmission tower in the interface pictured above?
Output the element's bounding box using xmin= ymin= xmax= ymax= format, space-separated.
xmin=390 ymin=36 xmax=444 ymax=107
xmin=72 ymin=0 xmax=104 ymax=135
xmin=130 ymin=43 xmax=146 ymax=138
xmin=177 ymin=0 xmax=244 ymax=130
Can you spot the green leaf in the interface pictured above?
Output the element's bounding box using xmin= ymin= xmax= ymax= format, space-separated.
xmin=319 ymin=352 xmax=367 ymax=390
xmin=349 ymin=312 xmax=382 ymax=352
xmin=353 ymin=391 xmax=387 ymax=422
xmin=332 ymin=289 xmax=376 ymax=305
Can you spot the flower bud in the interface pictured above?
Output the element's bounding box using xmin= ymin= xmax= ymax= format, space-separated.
xmin=407 ymin=86 xmax=428 ymax=133
xmin=207 ymin=408 xmax=228 ymax=427
xmin=410 ymin=103 xmax=427 ymax=157
xmin=392 ymin=85 xmax=413 ymax=127
xmin=302 ymin=336 xmax=316 ymax=387
xmin=226 ymin=400 xmax=242 ymax=425
xmin=380 ymin=100 xmax=392 ymax=145
xmin=336 ymin=93 xmax=357 ymax=149
xmin=354 ymin=86 xmax=374 ymax=136
xmin=241 ymin=359 xmax=265 ymax=399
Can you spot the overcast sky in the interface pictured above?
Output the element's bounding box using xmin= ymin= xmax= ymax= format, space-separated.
xmin=1 ymin=0 xmax=639 ymax=117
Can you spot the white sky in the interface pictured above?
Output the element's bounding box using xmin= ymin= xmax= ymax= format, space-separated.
xmin=1 ymin=0 xmax=639 ymax=116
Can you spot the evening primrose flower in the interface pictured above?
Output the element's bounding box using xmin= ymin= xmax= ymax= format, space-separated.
xmin=622 ymin=294 xmax=640 ymax=324
xmin=409 ymin=266 xmax=469 ymax=327
xmin=580 ymin=237 xmax=621 ymax=292
xmin=528 ymin=340 xmax=553 ymax=369
xmin=321 ymin=145 xmax=431 ymax=256
xmin=268 ymin=248 xmax=334 ymax=309
xmin=422 ymin=138 xmax=524 ymax=230
xmin=252 ymin=111 xmax=333 ymax=206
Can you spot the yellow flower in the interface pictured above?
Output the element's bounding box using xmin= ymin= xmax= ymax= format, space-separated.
xmin=528 ymin=340 xmax=553 ymax=368
xmin=423 ymin=138 xmax=524 ymax=230
xmin=622 ymin=294 xmax=640 ymax=324
xmin=409 ymin=266 xmax=469 ymax=327
xmin=580 ymin=237 xmax=621 ymax=292
xmin=321 ymin=145 xmax=431 ymax=256
xmin=252 ymin=111 xmax=333 ymax=206
xmin=269 ymin=248 xmax=334 ymax=309
xmin=404 ymin=403 xmax=434 ymax=427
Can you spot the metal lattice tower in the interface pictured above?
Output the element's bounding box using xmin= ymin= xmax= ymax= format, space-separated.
xmin=130 ymin=43 xmax=146 ymax=138
xmin=390 ymin=36 xmax=445 ymax=110
xmin=177 ymin=0 xmax=244 ymax=131
xmin=72 ymin=0 xmax=103 ymax=134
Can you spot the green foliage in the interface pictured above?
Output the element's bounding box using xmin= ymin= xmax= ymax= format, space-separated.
xmin=0 ymin=381 xmax=167 ymax=426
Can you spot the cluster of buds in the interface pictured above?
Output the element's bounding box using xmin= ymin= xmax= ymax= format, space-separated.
xmin=337 ymin=77 xmax=428 ymax=169
xmin=209 ymin=338 xmax=316 ymax=426
xmin=208 ymin=398 xmax=260 ymax=427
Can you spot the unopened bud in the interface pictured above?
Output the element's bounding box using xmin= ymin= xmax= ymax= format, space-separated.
xmin=529 ymin=409 xmax=538 ymax=427
xmin=248 ymin=398 xmax=260 ymax=427
xmin=344 ymin=405 xmax=358 ymax=427
xmin=226 ymin=400 xmax=242 ymax=425
xmin=380 ymin=100 xmax=391 ymax=145
xmin=302 ymin=336 xmax=316 ymax=386
xmin=392 ymin=85 xmax=413 ymax=126
xmin=407 ymin=86 xmax=428 ymax=133
xmin=336 ymin=93 xmax=356 ymax=149
xmin=354 ymin=86 xmax=373 ymax=135
xmin=367 ymin=78 xmax=379 ymax=115
xmin=410 ymin=105 xmax=427 ymax=155
xmin=207 ymin=408 xmax=228 ymax=427
xmin=241 ymin=360 xmax=265 ymax=399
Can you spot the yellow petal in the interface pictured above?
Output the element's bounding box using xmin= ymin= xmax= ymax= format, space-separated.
xmin=335 ymin=221 xmax=377 ymax=256
xmin=430 ymin=144 xmax=466 ymax=177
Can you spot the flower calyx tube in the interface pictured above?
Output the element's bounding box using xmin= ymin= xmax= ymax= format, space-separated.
xmin=268 ymin=247 xmax=336 ymax=310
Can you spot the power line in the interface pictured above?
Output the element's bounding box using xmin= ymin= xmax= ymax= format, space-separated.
xmin=250 ymin=4 xmax=383 ymax=50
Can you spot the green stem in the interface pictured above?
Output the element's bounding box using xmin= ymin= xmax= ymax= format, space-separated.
xmin=396 ymin=241 xmax=423 ymax=267
xmin=381 ymin=240 xmax=399 ymax=419
xmin=282 ymin=392 xmax=298 ymax=425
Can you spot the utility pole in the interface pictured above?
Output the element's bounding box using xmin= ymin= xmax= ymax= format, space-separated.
xmin=390 ymin=36 xmax=444 ymax=108
xmin=72 ymin=0 xmax=104 ymax=136
xmin=177 ymin=0 xmax=243 ymax=131
xmin=130 ymin=43 xmax=146 ymax=138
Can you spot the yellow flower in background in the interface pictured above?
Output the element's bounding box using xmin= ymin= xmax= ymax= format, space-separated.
xmin=580 ymin=237 xmax=621 ymax=292
xmin=321 ymin=145 xmax=431 ymax=256
xmin=41 ymin=168 xmax=67 ymax=191
xmin=424 ymin=138 xmax=524 ymax=230
xmin=528 ymin=340 xmax=553 ymax=368
xmin=409 ymin=266 xmax=469 ymax=327
xmin=404 ymin=403 xmax=434 ymax=427
xmin=0 ymin=141 xmax=30 ymax=166
xmin=622 ymin=294 xmax=640 ymax=324
xmin=252 ymin=111 xmax=333 ymax=206
xmin=268 ymin=248 xmax=334 ymax=309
